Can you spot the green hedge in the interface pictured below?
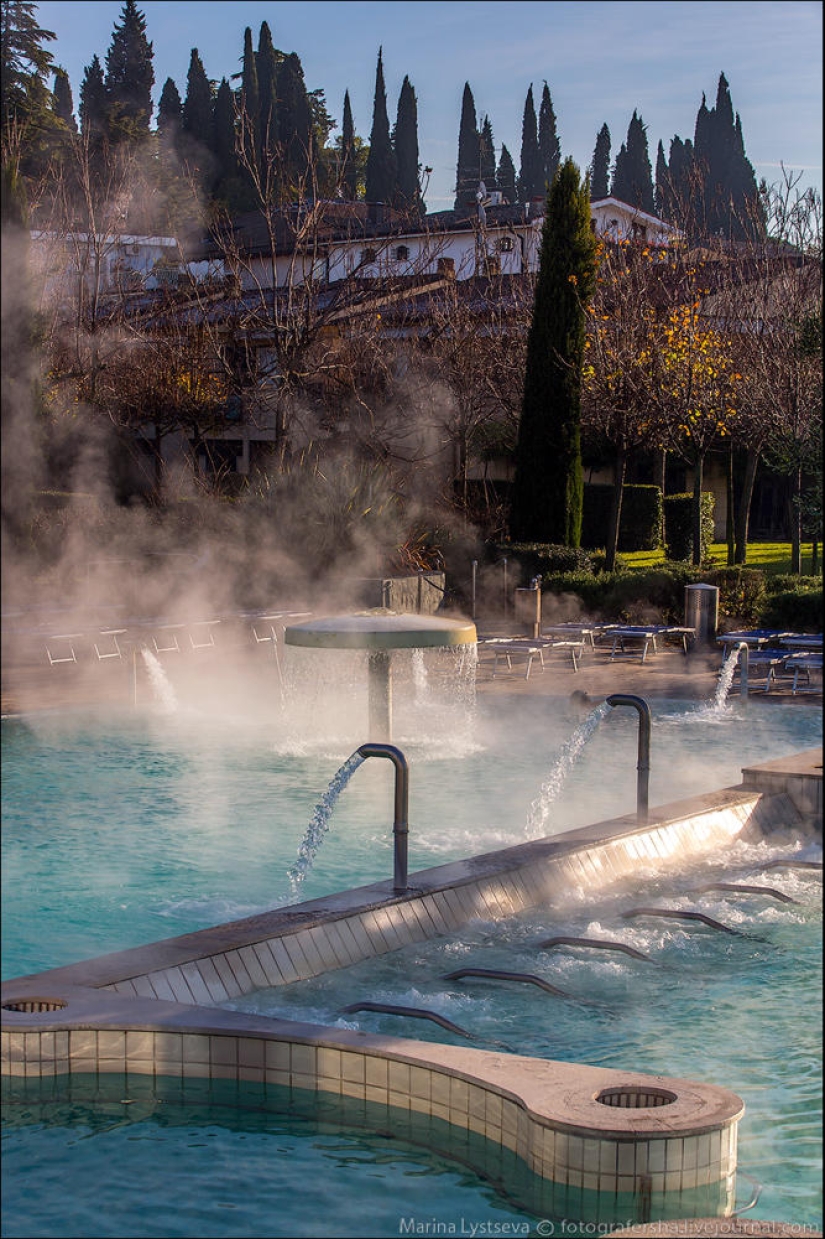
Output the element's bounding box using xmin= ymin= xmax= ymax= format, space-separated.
xmin=582 ymin=485 xmax=663 ymax=552
xmin=664 ymin=493 xmax=715 ymax=562
xmin=759 ymin=587 xmax=823 ymax=631
xmin=494 ymin=543 xmax=594 ymax=582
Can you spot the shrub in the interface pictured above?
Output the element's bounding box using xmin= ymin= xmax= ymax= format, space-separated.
xmin=544 ymin=564 xmax=696 ymax=623
xmin=664 ymin=493 xmax=714 ymax=562
xmin=758 ymin=587 xmax=823 ymax=632
xmin=582 ymin=485 xmax=663 ymax=552
xmin=704 ymin=568 xmax=767 ymax=627
xmin=496 ymin=542 xmax=594 ymax=582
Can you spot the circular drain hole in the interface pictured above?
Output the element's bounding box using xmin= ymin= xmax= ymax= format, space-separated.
xmin=596 ymin=1086 xmax=677 ymax=1109
xmin=2 ymin=998 xmax=68 ymax=1014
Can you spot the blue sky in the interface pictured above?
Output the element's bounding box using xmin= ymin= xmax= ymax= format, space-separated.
xmin=35 ymin=0 xmax=823 ymax=211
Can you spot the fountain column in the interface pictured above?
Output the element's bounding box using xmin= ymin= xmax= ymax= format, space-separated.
xmin=368 ymin=651 xmax=392 ymax=739
xmin=284 ymin=611 xmax=477 ymax=742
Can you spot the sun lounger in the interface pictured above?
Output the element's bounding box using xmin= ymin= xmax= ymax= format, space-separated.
xmin=596 ymin=625 xmax=695 ymax=663
xmin=781 ymin=651 xmax=823 ymax=694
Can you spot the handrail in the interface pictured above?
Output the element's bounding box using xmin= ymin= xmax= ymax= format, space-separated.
xmin=340 ymin=1001 xmax=477 ymax=1040
xmin=537 ymin=935 xmax=653 ymax=962
xmin=622 ymin=907 xmax=740 ymax=935
xmin=606 ymin=694 xmax=651 ymax=823
xmin=357 ymin=743 xmax=409 ymax=892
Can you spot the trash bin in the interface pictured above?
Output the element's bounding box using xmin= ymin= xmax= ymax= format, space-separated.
xmin=515 ymin=578 xmax=542 ymax=638
xmin=685 ymin=583 xmax=719 ymax=646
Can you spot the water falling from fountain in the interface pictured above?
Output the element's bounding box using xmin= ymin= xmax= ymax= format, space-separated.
xmin=287 ymin=752 xmax=366 ymax=896
xmin=524 ymin=702 xmax=611 ymax=839
xmin=711 ymin=651 xmax=739 ymax=713
xmin=140 ymin=648 xmax=178 ymax=713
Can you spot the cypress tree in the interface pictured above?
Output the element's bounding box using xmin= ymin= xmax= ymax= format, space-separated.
xmin=589 ymin=123 xmax=610 ymax=200
xmin=277 ymin=51 xmax=313 ymax=189
xmin=365 ymin=47 xmax=396 ymax=204
xmin=340 ymin=89 xmax=357 ymax=199
xmin=239 ymin=25 xmax=259 ymax=173
xmin=212 ymin=77 xmax=237 ymax=186
xmin=104 ymin=0 xmax=154 ymax=137
xmin=704 ymin=73 xmax=762 ymax=239
xmin=181 ymin=49 xmax=213 ymax=147
xmin=496 ymin=143 xmax=517 ymax=203
xmin=52 ymin=67 xmax=77 ymax=132
xmin=654 ymin=139 xmax=668 ymax=217
xmin=479 ymin=115 xmax=496 ymax=189
xmin=453 ymin=81 xmax=478 ymax=211
xmin=156 ymin=76 xmax=182 ymax=150
xmin=394 ymin=74 xmax=423 ymax=214
xmin=611 ymin=111 xmax=654 ymax=212
xmin=538 ymin=82 xmax=561 ymax=191
xmin=79 ymin=53 xmax=107 ymax=139
xmin=510 ymin=157 xmax=598 ymax=546
xmin=256 ymin=20 xmax=279 ymax=170
xmin=517 ymin=85 xmax=542 ymax=203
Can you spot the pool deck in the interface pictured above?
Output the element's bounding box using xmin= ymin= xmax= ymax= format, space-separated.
xmin=1 ymin=634 xmax=820 ymax=716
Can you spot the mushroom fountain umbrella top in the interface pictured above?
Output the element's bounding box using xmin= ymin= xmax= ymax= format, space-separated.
xmin=283 ymin=611 xmax=478 ymax=741
xmin=283 ymin=612 xmax=477 ymax=650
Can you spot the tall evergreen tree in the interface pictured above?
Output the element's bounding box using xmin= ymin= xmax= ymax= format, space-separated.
xmin=589 ymin=123 xmax=610 ymax=200
xmin=510 ymin=158 xmax=598 ymax=545
xmin=104 ymin=0 xmax=154 ymax=137
xmin=365 ymin=47 xmax=396 ymax=204
xmin=2 ymin=0 xmax=56 ymax=177
xmin=611 ymin=110 xmax=654 ymax=212
xmin=697 ymin=72 xmax=762 ymax=239
xmin=393 ymin=74 xmax=423 ymax=214
xmin=156 ymin=76 xmax=182 ymax=149
xmin=340 ymin=88 xmax=357 ymax=199
xmin=517 ymin=85 xmax=542 ymax=202
xmin=496 ymin=143 xmax=516 ymax=203
xmin=654 ymin=139 xmax=668 ymax=217
xmin=239 ymin=25 xmax=259 ymax=172
xmin=212 ymin=77 xmax=237 ymax=186
xmin=52 ymin=67 xmax=76 ymax=132
xmin=277 ymin=51 xmax=313 ymax=189
xmin=79 ymin=54 xmax=107 ymax=139
xmin=479 ymin=114 xmax=496 ymax=189
xmin=256 ymin=20 xmax=279 ymax=170
xmin=181 ymin=49 xmax=213 ymax=148
xmin=453 ymin=81 xmax=478 ymax=211
xmin=538 ymin=82 xmax=561 ymax=191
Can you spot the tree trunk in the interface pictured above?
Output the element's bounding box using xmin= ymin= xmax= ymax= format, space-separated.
xmin=657 ymin=448 xmax=667 ymax=546
xmin=734 ymin=448 xmax=760 ymax=565
xmin=605 ymin=447 xmax=626 ymax=572
xmin=725 ymin=443 xmax=735 ymax=566
xmin=790 ymin=466 xmax=803 ymax=574
xmin=692 ymin=453 xmax=704 ymax=566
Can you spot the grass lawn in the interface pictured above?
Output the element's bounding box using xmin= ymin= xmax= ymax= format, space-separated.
xmin=622 ymin=543 xmax=821 ymax=577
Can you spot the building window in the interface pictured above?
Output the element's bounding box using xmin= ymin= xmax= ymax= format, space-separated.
xmin=436 ymin=256 xmax=455 ymax=276
xmin=498 ymin=237 xmax=514 ymax=253
xmin=361 ymin=247 xmax=376 ymax=265
xmin=394 ymin=245 xmax=409 ymax=262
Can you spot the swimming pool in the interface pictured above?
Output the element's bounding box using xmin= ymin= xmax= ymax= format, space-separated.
xmin=2 ymin=692 xmax=820 ymax=980
xmin=2 ymin=691 xmax=821 ymax=1237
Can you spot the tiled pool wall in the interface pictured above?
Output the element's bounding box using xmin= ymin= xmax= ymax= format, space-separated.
xmin=2 ymin=750 xmax=821 ymax=1225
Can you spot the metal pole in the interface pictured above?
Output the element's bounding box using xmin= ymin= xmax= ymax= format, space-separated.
xmin=503 ymin=557 xmax=508 ymax=620
xmin=471 ymin=560 xmax=477 ymax=621
xmin=606 ymin=694 xmax=651 ymax=823
xmin=357 ymin=743 xmax=410 ymax=892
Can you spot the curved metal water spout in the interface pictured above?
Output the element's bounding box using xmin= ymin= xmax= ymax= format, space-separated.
xmin=734 ymin=642 xmax=749 ymax=697
xmin=606 ymin=694 xmax=651 ymax=823
xmin=357 ymin=743 xmax=410 ymax=892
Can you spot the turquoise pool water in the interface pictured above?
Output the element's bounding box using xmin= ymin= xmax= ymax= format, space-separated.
xmin=229 ymin=833 xmax=823 ymax=1231
xmin=1 ymin=693 xmax=821 ymax=1237
xmin=2 ymin=694 xmax=820 ymax=979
